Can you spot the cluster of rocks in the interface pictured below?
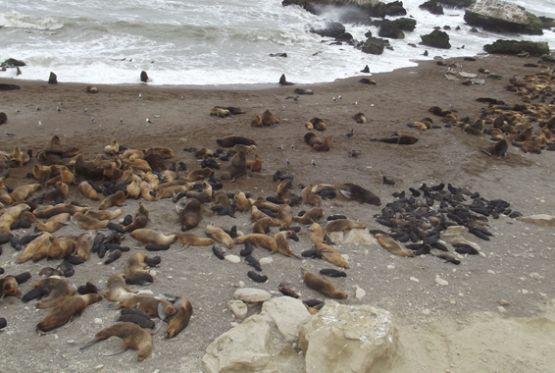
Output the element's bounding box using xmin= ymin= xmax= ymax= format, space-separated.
xmin=204 ymin=296 xmax=399 ymax=373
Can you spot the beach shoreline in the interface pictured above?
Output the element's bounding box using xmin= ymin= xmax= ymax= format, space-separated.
xmin=1 ymin=54 xmax=555 ymax=372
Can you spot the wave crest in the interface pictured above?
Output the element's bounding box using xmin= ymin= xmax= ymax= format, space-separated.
xmin=0 ymin=11 xmax=64 ymax=31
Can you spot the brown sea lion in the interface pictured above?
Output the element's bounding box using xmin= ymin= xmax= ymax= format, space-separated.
xmin=123 ymin=202 xmax=150 ymax=233
xmin=10 ymin=183 xmax=41 ymax=202
xmin=33 ymin=204 xmax=89 ymax=219
xmin=72 ymin=212 xmax=110 ymax=230
xmin=34 ymin=277 xmax=76 ymax=309
xmin=261 ymin=110 xmax=279 ymax=126
xmin=85 ymin=208 xmax=123 ymax=221
xmin=210 ymin=107 xmax=230 ymax=117
xmin=353 ymin=112 xmax=367 ymax=123
xmin=177 ymin=198 xmax=201 ymax=231
xmin=99 ymin=190 xmax=126 ymax=210
xmin=482 ymin=138 xmax=508 ymax=157
xmin=304 ymin=132 xmax=322 ymax=146
xmin=235 ymin=191 xmax=251 ymax=213
xmin=36 ymin=213 xmax=70 ymax=233
xmin=323 ymin=219 xmax=367 ymax=235
xmin=0 ymin=203 xmax=31 ymax=233
xmin=125 ymin=253 xmax=156 ymax=278
xmin=246 ymin=154 xmax=262 ymax=172
xmin=32 ymin=164 xmax=53 ymax=182
xmin=235 ymin=234 xmax=277 ymax=253
xmin=217 ymin=136 xmax=256 ymax=148
xmin=314 ymin=242 xmax=350 ymax=269
xmin=76 ymin=232 xmax=95 ymax=261
xmin=17 ymin=233 xmax=51 ymax=263
xmin=164 ymin=297 xmax=193 ymax=339
xmin=273 ymin=231 xmax=300 ymax=258
xmin=131 ymin=229 xmax=176 ymax=246
xmin=184 ymin=168 xmax=212 ymax=182
xmin=101 ymin=274 xmax=137 ymax=302
xmin=302 ymin=270 xmax=348 ymax=299
xmin=80 ymin=322 xmax=153 ymax=361
xmin=374 ymin=233 xmax=415 ymax=257
xmin=172 ymin=232 xmax=214 ymax=248
xmin=220 ymin=150 xmax=247 ymax=181
xmin=308 ymin=222 xmax=324 ymax=245
xmin=301 ymin=185 xmax=322 ymax=207
xmin=369 ymin=136 xmax=418 ymax=145
xmin=312 ymin=136 xmax=331 ymax=152
xmin=251 ymin=114 xmax=263 ymax=128
xmin=0 ymin=276 xmax=23 ymax=298
xmin=253 ymin=216 xmax=281 ymax=234
xmin=293 ymin=207 xmax=324 ymax=224
xmin=114 ymin=296 xmax=176 ymax=319
xmin=338 ymin=183 xmax=381 ymax=206
xmin=205 ymin=225 xmax=233 ymax=249
xmin=185 ymin=180 xmax=212 ymax=203
xmin=310 ymin=117 xmax=327 ymax=131
xmin=37 ymin=293 xmax=102 ymax=333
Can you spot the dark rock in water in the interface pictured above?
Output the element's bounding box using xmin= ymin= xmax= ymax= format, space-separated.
xmin=0 ymin=112 xmax=7 ymax=126
xmin=484 ymin=40 xmax=550 ymax=56
xmin=361 ymin=37 xmax=389 ymax=55
xmin=2 ymin=58 xmax=26 ymax=67
xmin=464 ymin=0 xmax=545 ymax=35
xmin=310 ymin=21 xmax=345 ymax=38
xmin=436 ymin=0 xmax=473 ymax=7
xmin=0 ymin=84 xmax=20 ymax=91
xmin=386 ymin=1 xmax=407 ymax=17
xmin=140 ymin=70 xmax=148 ymax=83
xmin=335 ymin=32 xmax=353 ymax=42
xmin=269 ymin=53 xmax=288 ymax=57
xmin=420 ymin=30 xmax=451 ymax=49
xmin=360 ymin=65 xmax=370 ymax=73
xmin=48 ymin=72 xmax=58 ymax=84
xmin=378 ymin=20 xmax=405 ymax=39
xmin=420 ymin=0 xmax=444 ymax=15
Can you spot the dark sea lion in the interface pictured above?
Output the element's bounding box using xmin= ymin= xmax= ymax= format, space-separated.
xmin=310 ymin=117 xmax=327 ymax=131
xmin=278 ymin=282 xmax=300 ymax=298
xmin=212 ymin=244 xmax=226 ymax=260
xmin=124 ymin=274 xmax=154 ymax=286
xmin=80 ymin=322 xmax=153 ymax=361
xmin=338 ymin=183 xmax=381 ymax=206
xmin=77 ymin=282 xmax=98 ymax=295
xmin=216 ymin=136 xmax=256 ymax=148
xmin=123 ymin=202 xmax=149 ymax=233
xmin=140 ymin=70 xmax=148 ymax=83
xmin=482 ymin=138 xmax=508 ymax=157
xmin=319 ymin=268 xmax=347 ymax=278
xmin=220 ymin=150 xmax=247 ymax=181
xmin=279 ymin=73 xmax=294 ymax=85
xmin=302 ymin=270 xmax=348 ymax=299
xmin=370 ymin=135 xmax=418 ymax=145
xmin=245 ymin=255 xmax=262 ymax=271
xmin=247 ymin=271 xmax=268 ymax=283
xmin=176 ymin=198 xmax=201 ymax=231
xmin=117 ymin=314 xmax=155 ymax=329
xmin=37 ymin=293 xmax=102 ymax=333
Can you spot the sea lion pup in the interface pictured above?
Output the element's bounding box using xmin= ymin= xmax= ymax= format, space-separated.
xmin=482 ymin=138 xmax=508 ymax=157
xmin=235 ymin=234 xmax=278 ymax=253
xmin=36 ymin=213 xmax=70 ymax=233
xmin=176 ymin=198 xmax=201 ymax=231
xmin=0 ymin=276 xmax=22 ymax=298
xmin=80 ymin=322 xmax=153 ymax=361
xmin=102 ymin=274 xmax=137 ymax=302
xmin=76 ymin=232 xmax=95 ymax=260
xmin=104 ymin=139 xmax=121 ymax=155
xmin=428 ymin=106 xmax=451 ymax=117
xmin=309 ymin=117 xmax=327 ymax=131
xmin=210 ymin=107 xmax=230 ymax=117
xmin=302 ymin=270 xmax=348 ymax=299
xmin=339 ymin=183 xmax=381 ymax=206
xmin=33 ymin=204 xmax=89 ymax=219
xmin=37 ymin=293 xmax=102 ymax=333
xmin=125 ymin=253 xmax=158 ymax=277
xmin=172 ymin=232 xmax=214 ymax=249
xmin=353 ymin=112 xmax=367 ymax=123
xmin=220 ymin=150 xmax=247 ymax=181
xmin=0 ymin=203 xmax=31 ymax=233
xmin=279 ymin=73 xmax=294 ymax=85
xmin=164 ymin=296 xmax=193 ymax=339
xmin=372 ymin=232 xmax=415 ymax=257
xmin=313 ymin=136 xmax=331 ymax=152
xmin=123 ymin=202 xmax=149 ymax=233
xmin=273 ymin=231 xmax=300 ymax=258
xmin=251 ymin=114 xmax=263 ymax=128
xmin=205 ymin=225 xmax=233 ymax=249
xmin=278 ymin=282 xmax=300 ymax=298
xmin=99 ymin=190 xmax=126 ymax=210
xmin=246 ymin=154 xmax=262 ymax=172
xmin=11 ymin=146 xmax=30 ymax=167
xmin=17 ymin=233 xmax=51 ymax=263
xmin=131 ymin=229 xmax=176 ymax=246
xmin=72 ymin=212 xmax=110 ymax=230
xmin=293 ymin=207 xmax=324 ymax=224
xmin=261 ymin=109 xmax=279 ymax=126
xmin=250 ymin=205 xmax=273 ymax=222
xmin=125 ymin=175 xmax=141 ymax=199
xmin=301 ymin=185 xmax=322 ymax=207
xmin=34 ymin=277 xmax=76 ymax=309
xmin=323 ymin=219 xmax=367 ymax=235
xmin=253 ymin=216 xmax=281 ymax=234
xmin=314 ymin=242 xmax=350 ymax=268
xmin=369 ymin=135 xmax=418 ymax=145
xmin=278 ymin=204 xmax=293 ymax=228
xmin=216 ymin=135 xmax=256 ymax=148
xmin=10 ymin=183 xmax=41 ymax=202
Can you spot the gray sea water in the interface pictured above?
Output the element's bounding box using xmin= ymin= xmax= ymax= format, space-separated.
xmin=0 ymin=0 xmax=554 ymax=85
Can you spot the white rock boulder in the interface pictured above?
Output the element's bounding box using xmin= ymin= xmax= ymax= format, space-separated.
xmin=234 ymin=288 xmax=272 ymax=303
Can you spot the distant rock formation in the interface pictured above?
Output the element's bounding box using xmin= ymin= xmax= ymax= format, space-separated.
xmin=420 ymin=29 xmax=451 ymax=49
xmin=484 ymin=39 xmax=550 ymax=56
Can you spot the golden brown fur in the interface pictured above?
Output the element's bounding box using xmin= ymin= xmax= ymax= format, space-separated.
xmin=37 ymin=293 xmax=102 ymax=333
xmin=131 ymin=229 xmax=176 ymax=246
xmin=235 ymin=234 xmax=277 ymax=253
xmin=101 ymin=274 xmax=137 ymax=302
xmin=34 ymin=277 xmax=76 ymax=309
xmin=303 ymin=270 xmax=348 ymax=299
xmin=323 ymin=219 xmax=367 ymax=235
xmin=205 ymin=225 xmax=233 ymax=249
xmin=81 ymin=322 xmax=153 ymax=361
xmin=165 ymin=297 xmax=193 ymax=339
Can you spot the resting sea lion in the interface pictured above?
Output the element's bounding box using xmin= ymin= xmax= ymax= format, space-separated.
xmin=302 ymin=270 xmax=348 ymax=299
xmin=216 ymin=136 xmax=256 ymax=148
xmin=374 ymin=233 xmax=415 ymax=257
xmin=164 ymin=297 xmax=193 ymax=339
xmin=176 ymin=198 xmax=202 ymax=231
xmin=205 ymin=225 xmax=233 ymax=249
xmin=172 ymin=232 xmax=214 ymax=248
xmin=101 ymin=274 xmax=136 ymax=302
xmin=323 ymin=219 xmax=367 ymax=235
xmin=131 ymin=229 xmax=176 ymax=246
xmin=338 ymin=183 xmax=381 ymax=206
xmin=369 ymin=136 xmax=418 ymax=145
xmin=37 ymin=293 xmax=102 ymax=333
xmin=34 ymin=277 xmax=76 ymax=309
xmin=235 ymin=234 xmax=277 ymax=253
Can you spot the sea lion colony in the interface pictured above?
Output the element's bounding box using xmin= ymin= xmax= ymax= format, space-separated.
xmin=0 ymin=65 xmax=553 ymax=361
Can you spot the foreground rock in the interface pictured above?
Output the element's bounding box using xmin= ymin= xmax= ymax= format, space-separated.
xmin=517 ymin=214 xmax=555 ymax=227
xmin=299 ymin=301 xmax=399 ymax=373
xmin=420 ymin=29 xmax=451 ymax=49
xmin=203 ymin=297 xmax=310 ymax=373
xmin=464 ymin=0 xmax=546 ymax=35
xmin=484 ymin=39 xmax=550 ymax=56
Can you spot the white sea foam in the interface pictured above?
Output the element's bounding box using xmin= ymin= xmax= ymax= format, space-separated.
xmin=0 ymin=0 xmax=553 ymax=86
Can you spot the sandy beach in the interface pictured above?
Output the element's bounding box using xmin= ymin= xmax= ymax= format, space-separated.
xmin=1 ymin=54 xmax=555 ymax=373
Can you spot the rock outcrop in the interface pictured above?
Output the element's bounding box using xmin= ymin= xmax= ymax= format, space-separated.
xmin=464 ymin=0 xmax=545 ymax=35
xmin=420 ymin=0 xmax=444 ymax=15
xmin=420 ymin=29 xmax=451 ymax=49
xmin=299 ymin=301 xmax=399 ymax=373
xmin=361 ymin=37 xmax=390 ymax=55
xmin=310 ymin=21 xmax=346 ymax=38
xmin=483 ymin=39 xmax=550 ymax=56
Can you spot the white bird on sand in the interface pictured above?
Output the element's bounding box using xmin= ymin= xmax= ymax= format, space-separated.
xmin=146 ymin=118 xmax=153 ymax=126
xmin=311 ymin=159 xmax=317 ymax=167
xmin=139 ymin=93 xmax=143 ymax=99
xmin=15 ymin=108 xmax=19 ymax=113
xmin=38 ymin=121 xmax=42 ymax=127
xmin=91 ymin=117 xmax=95 ymax=122
xmin=56 ymin=106 xmax=61 ymax=112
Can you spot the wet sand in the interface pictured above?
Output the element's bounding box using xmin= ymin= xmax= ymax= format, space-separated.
xmin=1 ymin=54 xmax=555 ymax=372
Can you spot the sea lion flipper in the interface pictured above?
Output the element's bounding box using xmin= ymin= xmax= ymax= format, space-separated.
xmin=157 ymin=302 xmax=167 ymax=321
xmin=151 ymin=320 xmax=163 ymax=335
xmin=103 ymin=344 xmax=128 ymax=356
xmin=80 ymin=338 xmax=99 ymax=351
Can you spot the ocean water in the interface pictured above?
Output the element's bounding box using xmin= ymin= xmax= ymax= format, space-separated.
xmin=0 ymin=0 xmax=554 ymax=86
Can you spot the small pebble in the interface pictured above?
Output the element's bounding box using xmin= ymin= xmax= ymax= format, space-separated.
xmin=238 ymin=281 xmax=245 ymax=288
xmin=387 ymin=265 xmax=395 ymax=269
xmin=224 ymin=255 xmax=240 ymax=264
xmin=422 ymin=309 xmax=431 ymax=315
xmin=94 ymin=318 xmax=103 ymax=324
xmin=522 ymin=289 xmax=529 ymax=295
xmin=497 ymin=306 xmax=507 ymax=314
xmin=95 ymin=365 xmax=104 ymax=370
xmin=259 ymin=257 xmax=273 ymax=265
xmin=409 ymin=277 xmax=420 ymax=283
xmin=498 ymin=299 xmax=510 ymax=306
xmin=435 ymin=277 xmax=448 ymax=286
xmin=355 ymin=285 xmax=366 ymax=300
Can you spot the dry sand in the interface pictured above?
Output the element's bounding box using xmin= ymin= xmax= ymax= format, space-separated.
xmin=1 ymin=54 xmax=555 ymax=373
